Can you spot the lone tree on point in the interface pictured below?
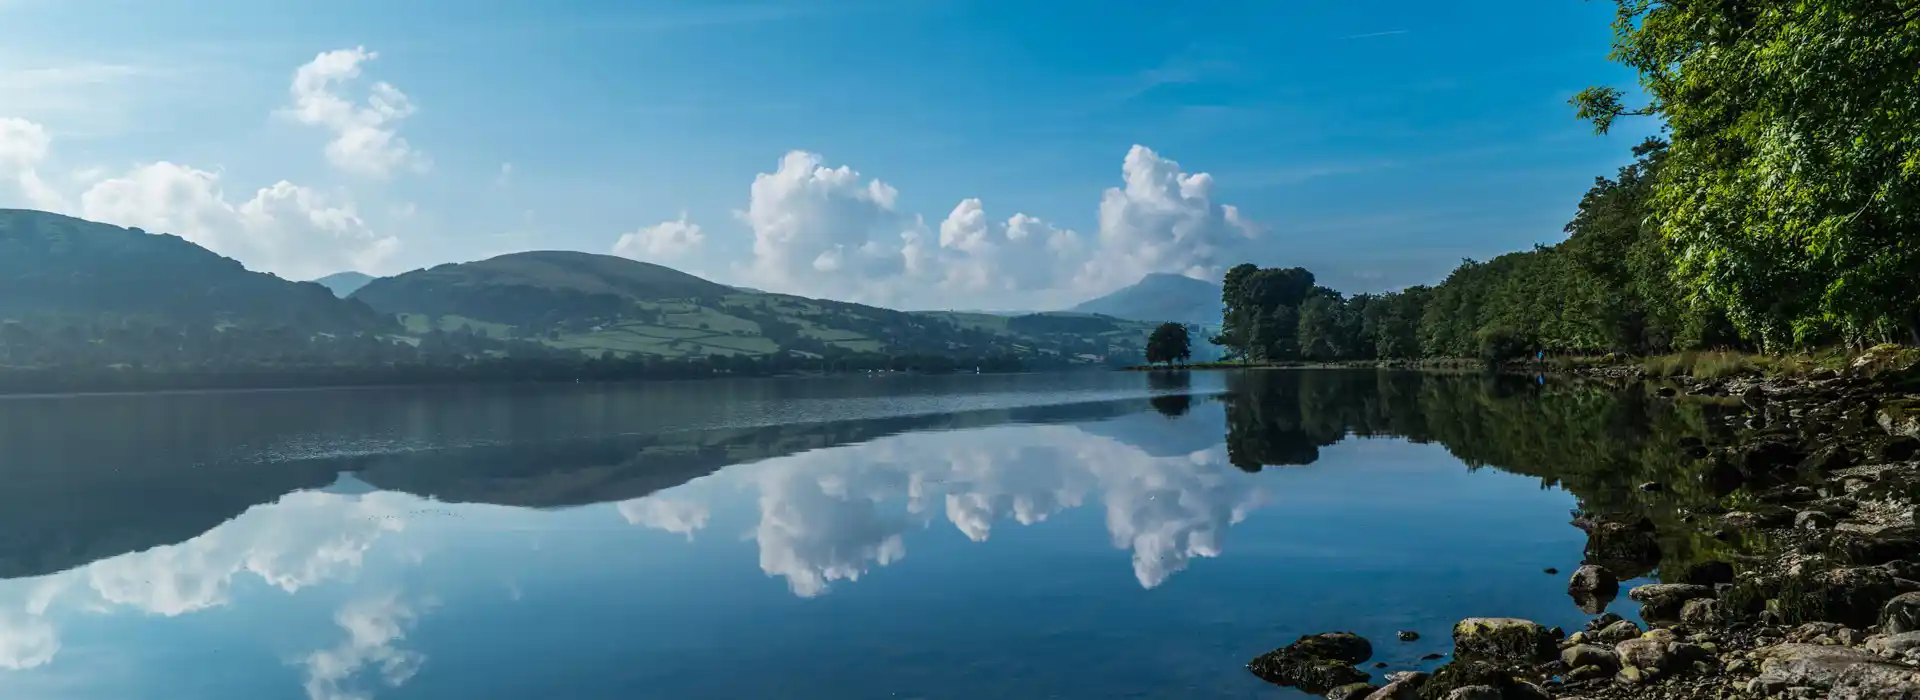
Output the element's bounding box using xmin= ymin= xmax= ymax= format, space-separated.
xmin=1146 ymin=322 xmax=1192 ymax=367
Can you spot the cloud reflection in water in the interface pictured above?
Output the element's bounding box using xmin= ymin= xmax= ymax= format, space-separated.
xmin=619 ymin=423 xmax=1264 ymax=595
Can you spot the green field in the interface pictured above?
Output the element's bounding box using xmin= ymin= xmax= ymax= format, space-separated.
xmin=398 ymin=313 xmax=515 ymax=338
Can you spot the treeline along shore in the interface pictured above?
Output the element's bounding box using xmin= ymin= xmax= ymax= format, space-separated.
xmin=1231 ymin=3 xmax=1920 ymax=699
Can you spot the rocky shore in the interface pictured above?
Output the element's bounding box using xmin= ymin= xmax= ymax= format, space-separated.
xmin=1247 ymin=347 xmax=1920 ymax=699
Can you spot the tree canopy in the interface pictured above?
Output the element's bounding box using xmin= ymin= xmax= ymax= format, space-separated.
xmin=1146 ymin=322 xmax=1192 ymax=366
xmin=1575 ymin=0 xmax=1920 ymax=349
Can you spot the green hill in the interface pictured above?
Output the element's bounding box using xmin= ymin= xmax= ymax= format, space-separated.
xmin=354 ymin=251 xmax=1152 ymax=363
xmin=353 ymin=251 xmax=734 ymax=328
xmin=0 ymin=209 xmax=386 ymax=333
xmin=0 ymin=212 xmax=1154 ymax=386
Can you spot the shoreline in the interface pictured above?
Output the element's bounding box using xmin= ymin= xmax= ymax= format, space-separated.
xmin=1246 ymin=347 xmax=1920 ymax=699
xmin=0 ymin=366 xmax=1070 ymax=399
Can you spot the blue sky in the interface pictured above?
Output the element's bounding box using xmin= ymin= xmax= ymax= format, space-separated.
xmin=0 ymin=0 xmax=1656 ymax=310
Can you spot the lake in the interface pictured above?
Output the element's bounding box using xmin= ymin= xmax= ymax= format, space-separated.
xmin=0 ymin=370 xmax=1732 ymax=699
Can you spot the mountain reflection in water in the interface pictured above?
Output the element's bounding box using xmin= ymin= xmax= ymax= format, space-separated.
xmin=0 ymin=370 xmax=1736 ymax=700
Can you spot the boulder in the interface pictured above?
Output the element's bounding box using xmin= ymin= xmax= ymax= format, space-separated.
xmin=1560 ymin=644 xmax=1621 ymax=673
xmin=1769 ymin=566 xmax=1902 ymax=628
xmin=1293 ymin=632 xmax=1374 ymax=664
xmin=1884 ymin=592 xmax=1920 ymax=634
xmin=1566 ymin=664 xmax=1612 ymax=681
xmin=1738 ymin=439 xmax=1807 ymax=475
xmin=1680 ymin=598 xmax=1725 ymax=627
xmin=1443 ymin=687 xmax=1501 ymax=700
xmin=1451 ymin=619 xmax=1557 ymax=663
xmin=1397 ymin=630 xmax=1420 ymax=642
xmin=1753 ymin=643 xmax=1920 ymax=698
xmin=1365 ymin=672 xmax=1426 ymax=700
xmin=1865 ymin=631 xmax=1920 ymax=656
xmin=1567 ymin=565 xmax=1617 ymax=596
xmin=1414 ymin=662 xmax=1521 ymax=700
xmin=1248 ymin=632 xmax=1375 ymax=693
xmin=1592 ymin=619 xmax=1643 ymax=645
xmin=1886 ymin=436 xmax=1920 ymax=462
xmin=1788 ymin=622 xmax=1847 ymax=643
xmin=1881 ymin=399 xmax=1920 ymax=439
xmin=1615 ymin=636 xmax=1709 ymax=675
xmin=1829 ymin=533 xmax=1920 ymax=566
xmin=1805 ymin=445 xmax=1860 ymax=473
xmin=1799 ymin=510 xmax=1839 ymax=529
xmin=1627 ymin=583 xmax=1715 ymax=620
xmin=1327 ymin=682 xmax=1378 ymax=700
xmin=1583 ymin=612 xmax=1624 ymax=631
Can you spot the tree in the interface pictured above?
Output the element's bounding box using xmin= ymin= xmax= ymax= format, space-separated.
xmin=1297 ymin=293 xmax=1355 ymax=361
xmin=1214 ymin=264 xmax=1261 ymax=359
xmin=1146 ymin=322 xmax=1192 ymax=366
xmin=1576 ymin=0 xmax=1920 ymax=348
xmin=1253 ymin=305 xmax=1298 ymax=362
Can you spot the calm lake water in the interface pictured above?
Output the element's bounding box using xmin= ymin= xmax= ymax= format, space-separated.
xmin=0 ymin=370 xmax=1732 ymax=700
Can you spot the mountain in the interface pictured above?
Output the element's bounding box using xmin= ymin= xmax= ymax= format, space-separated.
xmin=312 ymin=271 xmax=376 ymax=297
xmin=1069 ymin=272 xmax=1223 ymax=326
xmin=353 ymin=250 xmax=1154 ymax=363
xmin=0 ymin=209 xmax=386 ymax=332
xmin=354 ymin=251 xmax=735 ymax=328
xmin=0 ymin=211 xmax=1152 ymax=379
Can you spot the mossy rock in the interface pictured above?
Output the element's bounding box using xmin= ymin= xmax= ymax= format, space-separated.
xmin=1416 ymin=661 xmax=1535 ymax=700
xmin=1326 ymin=682 xmax=1378 ymax=700
xmin=1451 ymin=618 xmax=1557 ymax=663
xmin=1246 ymin=632 xmax=1374 ymax=693
xmin=1245 ymin=654 xmax=1369 ymax=694
xmin=1853 ymin=345 xmax=1920 ymax=384
xmin=1824 ymin=532 xmax=1920 ymax=566
xmin=1288 ymin=631 xmax=1373 ymax=664
xmin=1768 ymin=566 xmax=1901 ymax=628
xmin=1879 ymin=399 xmax=1920 ymax=439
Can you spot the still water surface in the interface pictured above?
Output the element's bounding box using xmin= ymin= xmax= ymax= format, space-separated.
xmin=0 ymin=370 xmax=1723 ymax=699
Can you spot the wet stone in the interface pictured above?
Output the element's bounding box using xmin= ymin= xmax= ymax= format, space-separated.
xmin=1452 ymin=618 xmax=1557 ymax=663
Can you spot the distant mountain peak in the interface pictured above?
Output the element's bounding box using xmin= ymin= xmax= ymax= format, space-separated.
xmin=312 ymin=271 xmax=376 ymax=298
xmin=1067 ymin=272 xmax=1223 ymax=326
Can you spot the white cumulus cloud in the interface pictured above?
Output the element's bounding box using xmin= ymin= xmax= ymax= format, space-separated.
xmin=1076 ymin=145 xmax=1258 ymax=292
xmin=286 ymin=47 xmax=425 ymax=179
xmin=0 ymin=117 xmax=68 ymax=210
xmin=612 ymin=213 xmax=705 ymax=261
xmin=77 ymin=163 xmax=400 ymax=280
xmin=931 ymin=199 xmax=1079 ymax=293
xmin=737 ymin=150 xmax=912 ymax=302
xmin=730 ymin=145 xmax=1253 ymax=308
xmin=0 ymin=116 xmax=401 ymax=279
